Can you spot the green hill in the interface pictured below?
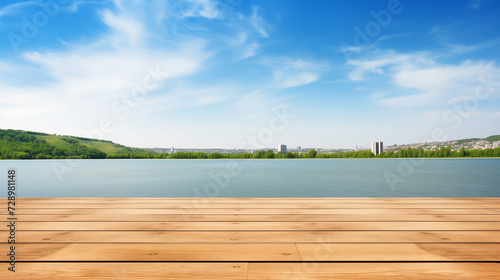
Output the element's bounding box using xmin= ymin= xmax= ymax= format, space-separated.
xmin=484 ymin=135 xmax=500 ymax=142
xmin=455 ymin=135 xmax=500 ymax=144
xmin=0 ymin=129 xmax=159 ymax=159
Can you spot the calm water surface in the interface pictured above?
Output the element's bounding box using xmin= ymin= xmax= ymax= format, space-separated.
xmin=1 ymin=159 xmax=499 ymax=197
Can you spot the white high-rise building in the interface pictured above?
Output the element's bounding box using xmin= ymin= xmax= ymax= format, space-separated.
xmin=371 ymin=141 xmax=383 ymax=155
xmin=278 ymin=144 xmax=287 ymax=155
xmin=171 ymin=147 xmax=174 ymax=153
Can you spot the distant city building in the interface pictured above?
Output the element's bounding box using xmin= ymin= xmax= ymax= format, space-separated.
xmin=297 ymin=146 xmax=301 ymax=150
xmin=355 ymin=145 xmax=358 ymax=151
xmin=371 ymin=141 xmax=383 ymax=155
xmin=171 ymin=147 xmax=174 ymax=153
xmin=278 ymin=144 xmax=287 ymax=155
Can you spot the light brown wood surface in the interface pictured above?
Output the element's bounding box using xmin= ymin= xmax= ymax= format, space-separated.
xmin=4 ymin=221 xmax=500 ymax=230
xmin=1 ymin=197 xmax=499 ymax=279
xmin=2 ymin=262 xmax=499 ymax=280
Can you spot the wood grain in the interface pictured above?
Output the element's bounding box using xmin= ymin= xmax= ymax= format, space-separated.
xmin=295 ymin=243 xmax=500 ymax=261
xmin=4 ymin=208 xmax=500 ymax=215
xmin=4 ymin=221 xmax=500 ymax=230
xmin=2 ymin=197 xmax=499 ymax=279
xmin=248 ymin=263 xmax=500 ymax=280
xmin=11 ymin=214 xmax=500 ymax=222
xmin=0 ymin=262 xmax=248 ymax=280
xmin=0 ymin=244 xmax=301 ymax=261
xmin=14 ymin=230 xmax=500 ymax=243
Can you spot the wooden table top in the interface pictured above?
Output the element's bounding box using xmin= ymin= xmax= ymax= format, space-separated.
xmin=1 ymin=197 xmax=499 ymax=279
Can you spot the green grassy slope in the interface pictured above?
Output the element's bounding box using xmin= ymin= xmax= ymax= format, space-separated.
xmin=455 ymin=135 xmax=500 ymax=144
xmin=0 ymin=129 xmax=156 ymax=159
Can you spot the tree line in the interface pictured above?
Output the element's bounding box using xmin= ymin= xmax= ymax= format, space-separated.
xmin=316 ymin=146 xmax=500 ymax=158
xmin=166 ymin=149 xmax=318 ymax=159
xmin=1 ymin=129 xmax=499 ymax=159
xmin=159 ymin=147 xmax=500 ymax=159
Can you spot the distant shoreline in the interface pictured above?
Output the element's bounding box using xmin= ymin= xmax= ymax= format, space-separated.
xmin=2 ymin=157 xmax=500 ymax=161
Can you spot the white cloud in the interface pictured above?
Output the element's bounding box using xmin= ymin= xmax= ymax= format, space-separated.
xmin=447 ymin=96 xmax=470 ymax=104
xmin=377 ymin=33 xmax=410 ymax=42
xmin=100 ymin=9 xmax=144 ymax=46
xmin=346 ymin=50 xmax=434 ymax=81
xmin=469 ymin=0 xmax=483 ymax=9
xmin=280 ymin=72 xmax=319 ymax=89
xmin=66 ymin=0 xmax=107 ymax=13
xmin=142 ymin=83 xmax=235 ymax=112
xmin=241 ymin=41 xmax=259 ymax=59
xmin=384 ymin=61 xmax=498 ymax=106
xmin=263 ymin=57 xmax=328 ymax=89
xmin=0 ymin=0 xmax=217 ymax=137
xmin=337 ymin=45 xmax=364 ymax=53
xmin=181 ymin=0 xmax=220 ymax=19
xmin=229 ymin=32 xmax=261 ymax=59
xmin=0 ymin=1 xmax=37 ymax=18
xmin=250 ymin=6 xmax=269 ymax=38
xmin=0 ymin=0 xmax=105 ymax=18
xmin=0 ymin=0 xmax=283 ymax=145
xmin=345 ymin=48 xmax=500 ymax=108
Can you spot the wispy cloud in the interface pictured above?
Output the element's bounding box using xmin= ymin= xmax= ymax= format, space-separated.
xmin=337 ymin=45 xmax=364 ymax=53
xmin=0 ymin=0 xmax=216 ymax=135
xmin=241 ymin=40 xmax=260 ymax=59
xmin=429 ymin=23 xmax=459 ymax=35
xmin=67 ymin=0 xmax=107 ymax=13
xmin=0 ymin=1 xmax=37 ymax=18
xmin=100 ymin=8 xmax=145 ymax=46
xmin=445 ymin=38 xmax=500 ymax=57
xmin=180 ymin=0 xmax=220 ymax=19
xmin=344 ymin=46 xmax=500 ymax=108
xmin=469 ymin=0 xmax=483 ymax=9
xmin=346 ymin=50 xmax=434 ymax=81
xmin=377 ymin=33 xmax=410 ymax=42
xmin=0 ymin=0 xmax=105 ymax=18
xmin=250 ymin=6 xmax=269 ymax=38
xmin=0 ymin=0 xmax=283 ymax=142
xmin=381 ymin=59 xmax=498 ymax=107
xmin=448 ymin=96 xmax=471 ymax=104
xmin=229 ymin=32 xmax=262 ymax=59
xmin=263 ymin=57 xmax=328 ymax=89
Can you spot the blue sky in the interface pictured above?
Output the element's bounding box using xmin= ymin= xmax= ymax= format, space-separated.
xmin=1 ymin=0 xmax=499 ymax=149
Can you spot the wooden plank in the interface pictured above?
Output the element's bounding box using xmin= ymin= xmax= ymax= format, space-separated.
xmin=3 ymin=208 xmax=500 ymax=215
xmin=2 ymin=262 xmax=499 ymax=280
xmin=296 ymin=243 xmax=500 ymax=261
xmin=0 ymin=262 xmax=248 ymax=280
xmin=5 ymin=221 xmax=500 ymax=230
xmin=13 ymin=203 xmax=500 ymax=208
xmin=248 ymin=262 xmax=500 ymax=280
xmin=0 ymin=244 xmax=301 ymax=261
xmin=2 ymin=243 xmax=498 ymax=262
xmin=10 ymin=214 xmax=500 ymax=222
xmin=13 ymin=230 xmax=500 ymax=243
